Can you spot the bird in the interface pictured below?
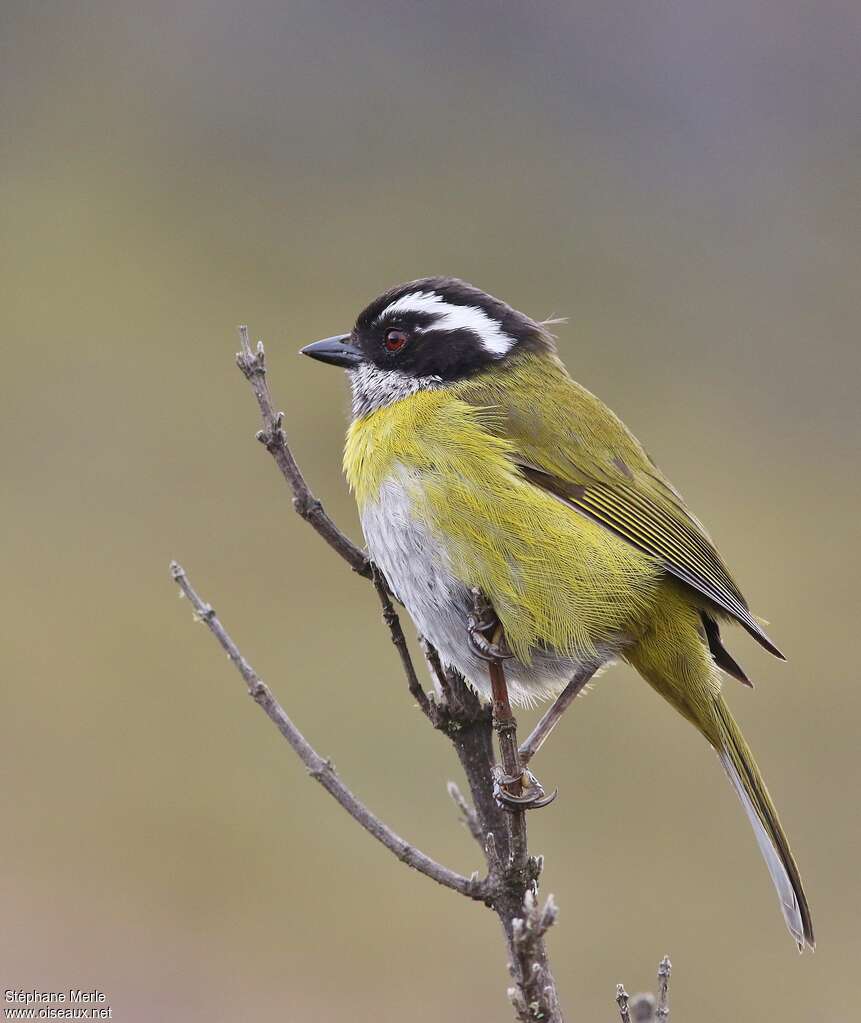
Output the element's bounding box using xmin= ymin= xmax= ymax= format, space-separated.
xmin=300 ymin=275 xmax=814 ymax=951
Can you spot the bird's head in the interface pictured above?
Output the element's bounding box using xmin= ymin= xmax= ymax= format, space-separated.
xmin=300 ymin=277 xmax=556 ymax=416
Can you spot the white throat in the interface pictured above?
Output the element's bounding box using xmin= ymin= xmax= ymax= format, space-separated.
xmin=349 ymin=363 xmax=444 ymax=418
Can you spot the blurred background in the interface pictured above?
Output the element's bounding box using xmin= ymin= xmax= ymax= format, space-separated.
xmin=2 ymin=1 xmax=859 ymax=1019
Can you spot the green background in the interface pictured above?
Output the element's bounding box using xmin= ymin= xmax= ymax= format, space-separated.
xmin=2 ymin=2 xmax=859 ymax=1019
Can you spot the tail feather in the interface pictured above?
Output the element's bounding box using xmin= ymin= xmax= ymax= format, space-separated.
xmin=627 ymin=584 xmax=813 ymax=949
xmin=713 ymin=697 xmax=815 ymax=950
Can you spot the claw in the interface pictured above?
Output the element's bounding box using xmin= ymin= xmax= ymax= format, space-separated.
xmin=467 ymin=588 xmax=513 ymax=661
xmin=492 ymin=766 xmax=558 ymax=811
xmin=467 ymin=620 xmax=513 ymax=661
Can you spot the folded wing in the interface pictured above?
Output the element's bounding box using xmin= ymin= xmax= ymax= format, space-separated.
xmin=517 ymin=462 xmax=783 ymax=658
xmin=457 ymin=357 xmax=784 ymax=659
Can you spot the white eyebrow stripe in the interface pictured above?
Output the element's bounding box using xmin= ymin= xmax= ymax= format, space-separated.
xmin=379 ymin=291 xmax=516 ymax=356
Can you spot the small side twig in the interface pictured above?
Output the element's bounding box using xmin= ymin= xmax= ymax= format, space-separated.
xmin=657 ymin=956 xmax=672 ymax=1021
xmin=518 ymin=663 xmax=596 ymax=766
xmin=236 ymin=327 xmax=436 ymax=730
xmin=170 ymin=560 xmax=486 ymax=902
xmin=372 ymin=568 xmax=435 ymax=722
xmin=447 ymin=781 xmax=484 ymax=847
xmin=235 ymin=326 xmax=370 ymax=577
xmin=421 ymin=636 xmax=453 ymax=704
xmin=616 ymin=985 xmax=632 ymax=1023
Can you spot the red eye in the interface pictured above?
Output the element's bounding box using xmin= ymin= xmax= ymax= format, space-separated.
xmin=384 ymin=329 xmax=408 ymax=352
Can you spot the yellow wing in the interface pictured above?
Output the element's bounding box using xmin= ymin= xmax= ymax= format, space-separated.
xmin=454 ymin=353 xmax=784 ymax=659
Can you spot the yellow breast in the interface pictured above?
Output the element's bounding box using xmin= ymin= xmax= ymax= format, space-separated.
xmin=344 ymin=389 xmax=514 ymax=506
xmin=344 ymin=389 xmax=660 ymax=661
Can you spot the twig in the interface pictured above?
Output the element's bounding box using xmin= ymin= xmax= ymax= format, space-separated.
xmin=421 ymin=636 xmax=453 ymax=703
xmin=170 ymin=560 xmax=486 ymax=902
xmin=519 ymin=664 xmax=597 ymax=766
xmin=485 ymin=831 xmax=503 ymax=874
xmin=657 ymin=956 xmax=671 ymax=1021
xmin=447 ymin=781 xmax=484 ymax=847
xmin=235 ymin=326 xmax=370 ymax=576
xmin=616 ymin=984 xmax=632 ymax=1023
xmin=371 ymin=568 xmax=434 ymax=721
xmin=236 ymin=327 xmax=434 ymax=729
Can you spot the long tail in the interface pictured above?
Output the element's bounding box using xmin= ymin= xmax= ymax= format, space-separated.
xmin=712 ymin=695 xmax=814 ymax=949
xmin=627 ymin=586 xmax=814 ymax=950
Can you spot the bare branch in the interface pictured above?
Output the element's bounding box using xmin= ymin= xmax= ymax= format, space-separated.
xmin=447 ymin=781 xmax=484 ymax=847
xmin=519 ymin=663 xmax=597 ymax=766
xmin=420 ymin=636 xmax=453 ymax=703
xmin=237 ymin=327 xmax=435 ymax=723
xmin=616 ymin=985 xmax=632 ymax=1023
xmin=371 ymin=567 xmax=435 ymax=722
xmin=657 ymin=956 xmax=672 ymax=1021
xmin=170 ymin=560 xmax=486 ymax=902
xmin=235 ymin=326 xmax=370 ymax=576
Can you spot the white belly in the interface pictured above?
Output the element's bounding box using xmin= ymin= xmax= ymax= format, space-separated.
xmin=360 ymin=471 xmax=614 ymax=705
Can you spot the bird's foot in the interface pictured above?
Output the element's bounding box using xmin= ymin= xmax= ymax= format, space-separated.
xmin=492 ymin=765 xmax=558 ymax=810
xmin=467 ymin=587 xmax=513 ymax=661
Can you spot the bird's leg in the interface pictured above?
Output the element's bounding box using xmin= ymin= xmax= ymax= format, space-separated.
xmin=468 ymin=589 xmax=556 ymax=810
xmin=518 ymin=664 xmax=598 ymax=767
xmin=467 ymin=588 xmax=513 ymax=662
xmin=488 ymin=640 xmax=557 ymax=810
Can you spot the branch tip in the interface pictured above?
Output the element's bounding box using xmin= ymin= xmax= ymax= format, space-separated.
xmin=447 ymin=781 xmax=484 ymax=846
xmin=528 ymin=853 xmax=544 ymax=879
xmin=235 ymin=328 xmax=369 ymax=574
xmin=485 ymin=831 xmax=502 ymax=872
xmin=616 ymin=984 xmax=632 ymax=1023
xmin=656 ymin=956 xmax=671 ymax=1020
xmin=540 ymin=893 xmax=558 ymax=931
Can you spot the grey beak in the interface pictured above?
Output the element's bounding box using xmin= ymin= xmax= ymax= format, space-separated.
xmin=300 ymin=333 xmax=362 ymax=369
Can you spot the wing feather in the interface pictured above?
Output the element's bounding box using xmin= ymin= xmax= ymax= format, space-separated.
xmin=518 ymin=463 xmax=783 ymax=657
xmin=454 ymin=356 xmax=785 ymax=659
